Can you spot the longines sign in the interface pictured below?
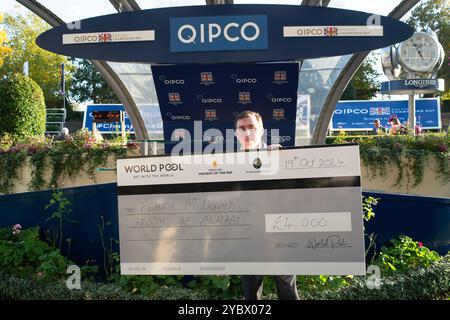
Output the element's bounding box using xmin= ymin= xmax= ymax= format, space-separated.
xmin=36 ymin=4 xmax=413 ymax=64
xmin=116 ymin=145 xmax=366 ymax=275
xmin=381 ymin=78 xmax=444 ymax=94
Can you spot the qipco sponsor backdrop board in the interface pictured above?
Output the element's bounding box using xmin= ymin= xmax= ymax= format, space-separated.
xmin=152 ymin=63 xmax=299 ymax=154
xmin=83 ymin=104 xmax=163 ymax=134
xmin=37 ymin=5 xmax=413 ymax=64
xmin=117 ymin=144 xmax=365 ymax=275
xmin=331 ymin=98 xmax=441 ymax=131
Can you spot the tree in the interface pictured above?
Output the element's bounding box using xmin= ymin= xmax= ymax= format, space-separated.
xmin=0 ymin=12 xmax=72 ymax=108
xmin=69 ymin=58 xmax=119 ymax=104
xmin=341 ymin=53 xmax=381 ymax=100
xmin=406 ymin=0 xmax=449 ymax=98
xmin=0 ymin=13 xmax=12 ymax=68
xmin=0 ymin=74 xmax=46 ymax=138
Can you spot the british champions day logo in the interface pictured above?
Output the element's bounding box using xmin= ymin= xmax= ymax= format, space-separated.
xmin=200 ymin=72 xmax=215 ymax=85
xmin=273 ymin=70 xmax=287 ymax=85
xmin=170 ymin=15 xmax=268 ymax=52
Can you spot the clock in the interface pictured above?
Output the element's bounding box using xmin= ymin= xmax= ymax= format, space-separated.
xmin=397 ymin=31 xmax=440 ymax=74
xmin=381 ymin=45 xmax=401 ymax=80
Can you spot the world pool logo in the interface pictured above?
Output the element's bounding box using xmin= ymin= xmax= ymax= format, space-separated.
xmin=170 ymin=15 xmax=268 ymax=52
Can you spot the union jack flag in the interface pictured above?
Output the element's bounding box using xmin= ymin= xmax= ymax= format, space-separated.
xmin=99 ymin=33 xmax=112 ymax=42
xmin=273 ymin=108 xmax=285 ymax=119
xmin=173 ymin=129 xmax=186 ymax=140
xmin=168 ymin=92 xmax=181 ymax=102
xmin=274 ymin=71 xmax=287 ymax=81
xmin=205 ymin=109 xmax=217 ymax=119
xmin=201 ymin=72 xmax=214 ymax=82
xmin=239 ymin=92 xmax=251 ymax=102
xmin=324 ymin=27 xmax=338 ymax=37
xmin=370 ymin=107 xmax=390 ymax=116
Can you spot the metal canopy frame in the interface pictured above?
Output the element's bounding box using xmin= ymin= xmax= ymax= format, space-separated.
xmin=16 ymin=0 xmax=149 ymax=139
xmin=16 ymin=0 xmax=417 ymax=143
xmin=311 ymin=0 xmax=420 ymax=144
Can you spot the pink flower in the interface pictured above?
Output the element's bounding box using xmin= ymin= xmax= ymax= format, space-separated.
xmin=437 ymin=142 xmax=448 ymax=153
xmin=12 ymin=224 xmax=22 ymax=236
xmin=393 ymin=142 xmax=402 ymax=150
xmin=418 ymin=242 xmax=423 ymax=248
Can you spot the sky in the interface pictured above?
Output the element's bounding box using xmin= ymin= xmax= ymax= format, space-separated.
xmin=2 ymin=0 xmax=420 ymax=100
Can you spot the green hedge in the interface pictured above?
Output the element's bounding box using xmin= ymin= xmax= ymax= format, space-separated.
xmin=0 ymin=74 xmax=46 ymax=139
xmin=1 ymin=257 xmax=448 ymax=300
xmin=301 ymin=256 xmax=450 ymax=300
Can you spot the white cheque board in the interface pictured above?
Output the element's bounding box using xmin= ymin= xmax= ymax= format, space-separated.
xmin=117 ymin=144 xmax=366 ymax=275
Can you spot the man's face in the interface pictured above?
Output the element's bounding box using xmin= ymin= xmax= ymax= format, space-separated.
xmin=374 ymin=121 xmax=380 ymax=128
xmin=235 ymin=115 xmax=264 ymax=150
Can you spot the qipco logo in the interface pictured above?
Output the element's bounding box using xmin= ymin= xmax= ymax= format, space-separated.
xmin=170 ymin=15 xmax=268 ymax=52
xmin=166 ymin=112 xmax=190 ymax=120
xmin=158 ymin=75 xmax=185 ymax=85
xmin=271 ymin=136 xmax=291 ymax=144
xmin=230 ymin=74 xmax=257 ymax=84
xmin=196 ymin=95 xmax=222 ymax=104
xmin=266 ymin=94 xmax=292 ymax=103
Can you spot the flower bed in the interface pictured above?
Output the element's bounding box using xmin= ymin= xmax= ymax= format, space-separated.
xmin=327 ymin=133 xmax=450 ymax=197
xmin=0 ymin=130 xmax=140 ymax=194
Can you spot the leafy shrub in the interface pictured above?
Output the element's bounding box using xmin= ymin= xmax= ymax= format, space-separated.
xmin=0 ymin=225 xmax=96 ymax=281
xmin=1 ymin=256 xmax=448 ymax=300
xmin=151 ymin=286 xmax=209 ymax=300
xmin=300 ymin=255 xmax=450 ymax=300
xmin=0 ymin=130 xmax=129 ymax=193
xmin=326 ymin=133 xmax=450 ymax=186
xmin=184 ymin=276 xmax=243 ymax=300
xmin=373 ymin=235 xmax=441 ymax=274
xmin=0 ymin=74 xmax=46 ymax=139
xmin=0 ymin=272 xmax=146 ymax=300
xmin=111 ymin=274 xmax=185 ymax=297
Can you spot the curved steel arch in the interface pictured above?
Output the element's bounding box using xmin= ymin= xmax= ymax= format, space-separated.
xmin=16 ymin=0 xmax=149 ymax=139
xmin=311 ymin=0 xmax=420 ymax=144
xmin=109 ymin=0 xmax=140 ymax=12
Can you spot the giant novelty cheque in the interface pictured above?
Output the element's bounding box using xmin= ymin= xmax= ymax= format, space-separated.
xmin=117 ymin=144 xmax=365 ymax=275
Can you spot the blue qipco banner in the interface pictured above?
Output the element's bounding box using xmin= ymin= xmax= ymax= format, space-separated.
xmin=151 ymin=63 xmax=299 ymax=154
xmin=331 ymin=99 xmax=441 ymax=130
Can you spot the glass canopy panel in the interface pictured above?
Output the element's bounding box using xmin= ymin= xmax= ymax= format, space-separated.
xmin=327 ymin=0 xmax=404 ymax=16
xmin=36 ymin=0 xmax=117 ymax=22
xmin=234 ymin=0 xmax=301 ymax=4
xmin=136 ymin=0 xmax=205 ymax=10
xmin=296 ymin=54 xmax=352 ymax=146
xmin=107 ymin=62 xmax=163 ymax=140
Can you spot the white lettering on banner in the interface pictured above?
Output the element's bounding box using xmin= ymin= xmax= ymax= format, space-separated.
xmin=236 ymin=78 xmax=257 ymax=83
xmin=283 ymin=26 xmax=383 ymax=37
xmin=271 ymin=136 xmax=291 ymax=143
xmin=177 ymin=22 xmax=261 ymax=44
xmin=271 ymin=97 xmax=292 ymax=103
xmin=63 ymin=30 xmax=155 ymax=44
xmin=171 ymin=115 xmax=191 ymax=120
xmin=202 ymin=98 xmax=222 ymax=104
xmin=404 ymin=79 xmax=436 ymax=88
xmin=164 ymin=79 xmax=185 ymax=85
xmin=334 ymin=109 xmax=368 ymax=115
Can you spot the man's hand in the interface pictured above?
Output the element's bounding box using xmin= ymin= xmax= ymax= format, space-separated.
xmin=267 ymin=144 xmax=282 ymax=151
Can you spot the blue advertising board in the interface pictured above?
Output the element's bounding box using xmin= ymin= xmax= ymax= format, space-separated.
xmin=331 ymin=99 xmax=441 ymax=130
xmin=151 ymin=63 xmax=299 ymax=154
xmin=83 ymin=104 xmax=164 ymax=135
xmin=36 ymin=5 xmax=413 ymax=64
xmin=83 ymin=105 xmax=133 ymax=134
